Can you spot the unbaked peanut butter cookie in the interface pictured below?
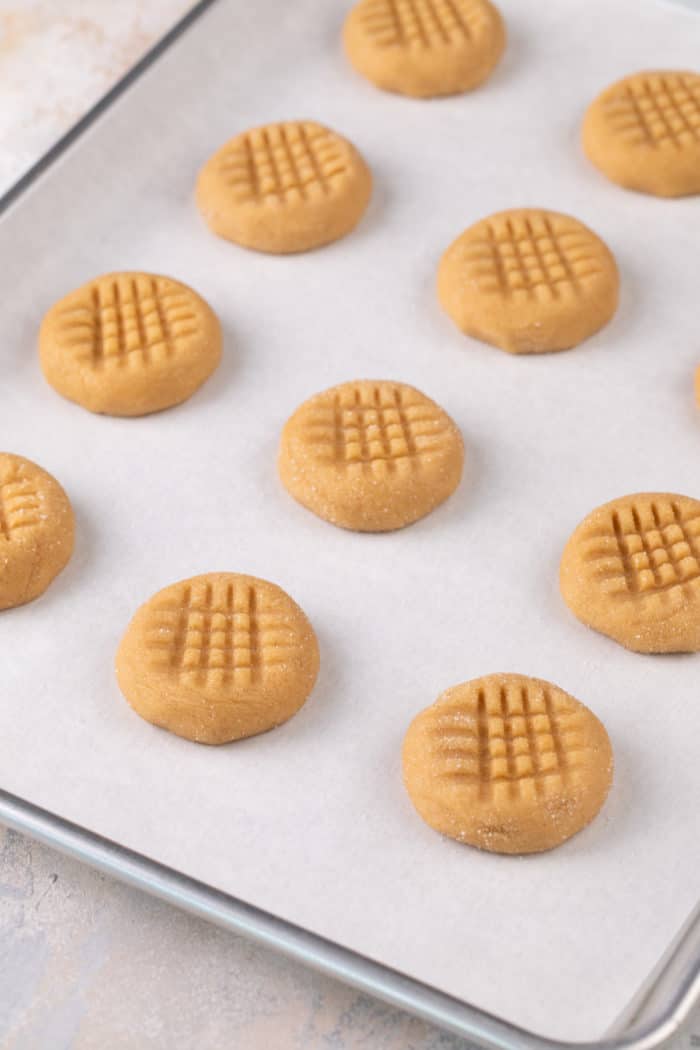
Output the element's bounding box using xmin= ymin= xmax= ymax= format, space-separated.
xmin=116 ymin=573 xmax=319 ymax=745
xmin=196 ymin=121 xmax=372 ymax=253
xmin=403 ymin=673 xmax=613 ymax=854
xmin=39 ymin=272 xmax=222 ymax=416
xmin=278 ymin=379 xmax=464 ymax=532
xmin=560 ymin=493 xmax=700 ymax=653
xmin=0 ymin=453 xmax=74 ymax=611
xmin=437 ymin=208 xmax=619 ymax=354
xmin=343 ymin=0 xmax=505 ymax=99
xmin=583 ymin=71 xmax=700 ymax=197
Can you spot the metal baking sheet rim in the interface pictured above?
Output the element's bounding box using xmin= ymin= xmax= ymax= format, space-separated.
xmin=1 ymin=2 xmax=699 ymax=1047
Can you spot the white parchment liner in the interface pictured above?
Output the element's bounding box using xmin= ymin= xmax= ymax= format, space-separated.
xmin=1 ymin=0 xmax=700 ymax=1038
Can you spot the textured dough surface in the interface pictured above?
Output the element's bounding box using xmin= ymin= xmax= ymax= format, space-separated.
xmin=39 ymin=272 xmax=222 ymax=417
xmin=343 ymin=0 xmax=505 ymax=98
xmin=402 ymin=673 xmax=613 ymax=854
xmin=116 ymin=573 xmax=319 ymax=745
xmin=0 ymin=452 xmax=74 ymax=611
xmin=560 ymin=492 xmax=700 ymax=653
xmin=278 ymin=379 xmax=464 ymax=532
xmin=437 ymin=208 xmax=619 ymax=354
xmin=582 ymin=71 xmax=700 ymax=198
xmin=196 ymin=121 xmax=372 ymax=254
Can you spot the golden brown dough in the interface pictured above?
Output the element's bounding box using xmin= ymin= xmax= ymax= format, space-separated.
xmin=343 ymin=0 xmax=505 ymax=98
xmin=278 ymin=379 xmax=464 ymax=532
xmin=437 ymin=208 xmax=619 ymax=354
xmin=0 ymin=453 xmax=74 ymax=611
xmin=116 ymin=573 xmax=319 ymax=745
xmin=582 ymin=71 xmax=700 ymax=197
xmin=560 ymin=493 xmax=700 ymax=653
xmin=402 ymin=673 xmax=613 ymax=854
xmin=196 ymin=121 xmax=372 ymax=253
xmin=39 ymin=272 xmax=222 ymax=416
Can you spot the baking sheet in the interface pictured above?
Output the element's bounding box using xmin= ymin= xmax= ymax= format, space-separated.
xmin=1 ymin=0 xmax=700 ymax=1041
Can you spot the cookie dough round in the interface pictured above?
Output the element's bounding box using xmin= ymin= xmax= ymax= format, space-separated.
xmin=403 ymin=673 xmax=613 ymax=854
xmin=116 ymin=573 xmax=320 ymax=745
xmin=196 ymin=121 xmax=372 ymax=254
xmin=278 ymin=379 xmax=464 ymax=532
xmin=343 ymin=0 xmax=505 ymax=99
xmin=561 ymin=493 xmax=700 ymax=653
xmin=437 ymin=208 xmax=619 ymax=354
xmin=0 ymin=453 xmax=74 ymax=611
xmin=39 ymin=272 xmax=222 ymax=417
xmin=583 ymin=71 xmax=700 ymax=198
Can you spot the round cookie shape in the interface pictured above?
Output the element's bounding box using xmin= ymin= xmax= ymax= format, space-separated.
xmin=402 ymin=673 xmax=613 ymax=854
xmin=278 ymin=379 xmax=464 ymax=532
xmin=195 ymin=121 xmax=372 ymax=254
xmin=343 ymin=0 xmax=505 ymax=99
xmin=437 ymin=208 xmax=619 ymax=354
xmin=560 ymin=493 xmax=700 ymax=653
xmin=116 ymin=573 xmax=320 ymax=745
xmin=582 ymin=71 xmax=700 ymax=198
xmin=39 ymin=272 xmax=222 ymax=417
xmin=0 ymin=453 xmax=75 ymax=611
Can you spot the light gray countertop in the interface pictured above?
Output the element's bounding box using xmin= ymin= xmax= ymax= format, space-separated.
xmin=0 ymin=826 xmax=462 ymax=1050
xmin=0 ymin=3 xmax=698 ymax=1049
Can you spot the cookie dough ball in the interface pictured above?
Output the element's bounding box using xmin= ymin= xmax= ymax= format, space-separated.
xmin=560 ymin=493 xmax=700 ymax=653
xmin=583 ymin=71 xmax=700 ymax=197
xmin=403 ymin=673 xmax=613 ymax=854
xmin=0 ymin=453 xmax=75 ymax=611
xmin=278 ymin=379 xmax=464 ymax=531
xmin=116 ymin=573 xmax=320 ymax=745
xmin=196 ymin=121 xmax=372 ymax=253
xmin=39 ymin=272 xmax=222 ymax=417
xmin=343 ymin=0 xmax=505 ymax=98
xmin=437 ymin=208 xmax=619 ymax=354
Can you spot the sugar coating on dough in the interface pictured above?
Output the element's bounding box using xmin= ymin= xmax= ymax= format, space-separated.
xmin=437 ymin=208 xmax=619 ymax=354
xmin=116 ymin=573 xmax=319 ymax=745
xmin=402 ymin=673 xmax=613 ymax=855
xmin=278 ymin=379 xmax=464 ymax=532
xmin=583 ymin=71 xmax=700 ymax=198
xmin=0 ymin=453 xmax=74 ymax=611
xmin=195 ymin=121 xmax=372 ymax=254
xmin=560 ymin=493 xmax=700 ymax=653
xmin=39 ymin=272 xmax=222 ymax=417
xmin=343 ymin=0 xmax=505 ymax=99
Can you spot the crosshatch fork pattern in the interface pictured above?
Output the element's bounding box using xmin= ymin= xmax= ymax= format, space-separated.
xmin=355 ymin=0 xmax=491 ymax=48
xmin=584 ymin=500 xmax=700 ymax=596
xmin=216 ymin=123 xmax=350 ymax=203
xmin=145 ymin=581 xmax=300 ymax=688
xmin=55 ymin=277 xmax=201 ymax=369
xmin=602 ymin=74 xmax=700 ymax=148
xmin=0 ymin=463 xmax=42 ymax=541
xmin=299 ymin=384 xmax=454 ymax=474
xmin=461 ymin=215 xmax=605 ymax=300
xmin=429 ymin=682 xmax=587 ymax=800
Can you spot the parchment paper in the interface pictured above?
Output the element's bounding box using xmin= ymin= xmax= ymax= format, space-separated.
xmin=1 ymin=0 xmax=700 ymax=1039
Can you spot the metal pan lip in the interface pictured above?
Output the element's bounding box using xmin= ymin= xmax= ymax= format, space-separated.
xmin=1 ymin=785 xmax=698 ymax=1049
